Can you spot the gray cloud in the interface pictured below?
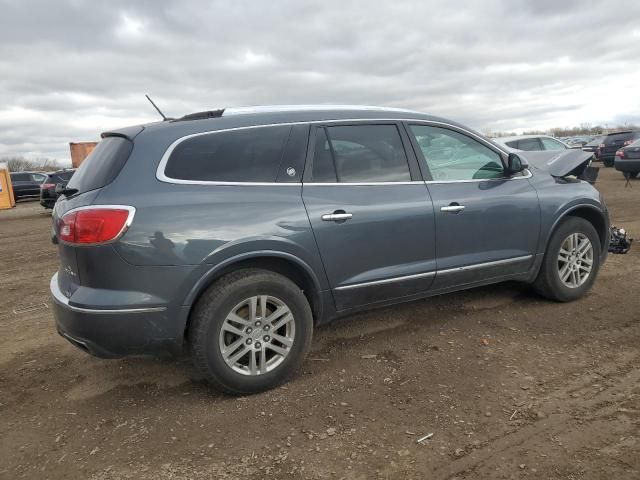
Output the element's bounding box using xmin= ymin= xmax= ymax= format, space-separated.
xmin=1 ymin=0 xmax=639 ymax=162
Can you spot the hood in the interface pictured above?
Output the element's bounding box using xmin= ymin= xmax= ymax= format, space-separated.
xmin=519 ymin=149 xmax=594 ymax=178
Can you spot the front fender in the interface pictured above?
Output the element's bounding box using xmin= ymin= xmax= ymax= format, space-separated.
xmin=543 ymin=201 xmax=609 ymax=257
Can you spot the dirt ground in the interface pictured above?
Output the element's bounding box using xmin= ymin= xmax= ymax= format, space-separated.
xmin=0 ymin=167 xmax=638 ymax=480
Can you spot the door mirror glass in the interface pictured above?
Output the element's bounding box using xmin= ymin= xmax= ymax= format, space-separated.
xmin=507 ymin=153 xmax=528 ymax=175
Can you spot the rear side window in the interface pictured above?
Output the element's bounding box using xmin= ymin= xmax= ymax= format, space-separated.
xmin=310 ymin=125 xmax=411 ymax=183
xmin=67 ymin=137 xmax=132 ymax=194
xmin=11 ymin=173 xmax=29 ymax=181
xmin=164 ymin=125 xmax=291 ymax=182
xmin=516 ymin=138 xmax=542 ymax=151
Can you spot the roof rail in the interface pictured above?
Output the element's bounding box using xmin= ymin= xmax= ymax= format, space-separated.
xmin=173 ymin=109 xmax=225 ymax=122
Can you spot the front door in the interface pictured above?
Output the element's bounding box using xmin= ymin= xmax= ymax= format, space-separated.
xmin=302 ymin=123 xmax=437 ymax=310
xmin=406 ymin=123 xmax=540 ymax=290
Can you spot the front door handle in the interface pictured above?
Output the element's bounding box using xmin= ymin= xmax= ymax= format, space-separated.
xmin=440 ymin=203 xmax=465 ymax=214
xmin=321 ymin=211 xmax=353 ymax=222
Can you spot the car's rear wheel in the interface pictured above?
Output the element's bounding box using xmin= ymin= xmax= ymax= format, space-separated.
xmin=533 ymin=217 xmax=601 ymax=302
xmin=189 ymin=269 xmax=313 ymax=395
xmin=626 ymin=171 xmax=638 ymax=178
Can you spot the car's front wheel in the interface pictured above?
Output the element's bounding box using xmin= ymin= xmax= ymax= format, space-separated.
xmin=533 ymin=217 xmax=601 ymax=302
xmin=189 ymin=269 xmax=313 ymax=394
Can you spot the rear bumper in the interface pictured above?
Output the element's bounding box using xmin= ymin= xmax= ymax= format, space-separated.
xmin=614 ymin=158 xmax=640 ymax=173
xmin=50 ymin=273 xmax=185 ymax=358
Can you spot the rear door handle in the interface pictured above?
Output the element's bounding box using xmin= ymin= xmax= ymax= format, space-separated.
xmin=321 ymin=212 xmax=353 ymax=222
xmin=440 ymin=203 xmax=465 ymax=213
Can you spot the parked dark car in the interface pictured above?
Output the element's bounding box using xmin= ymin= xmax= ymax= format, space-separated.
xmin=614 ymin=139 xmax=640 ymax=178
xmin=9 ymin=171 xmax=47 ymax=200
xmin=600 ymin=131 xmax=640 ymax=167
xmin=40 ymin=169 xmax=76 ymax=208
xmin=50 ymin=105 xmax=610 ymax=394
xmin=582 ymin=136 xmax=605 ymax=159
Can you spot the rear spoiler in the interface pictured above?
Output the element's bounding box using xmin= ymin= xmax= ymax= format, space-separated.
xmin=101 ymin=125 xmax=144 ymax=141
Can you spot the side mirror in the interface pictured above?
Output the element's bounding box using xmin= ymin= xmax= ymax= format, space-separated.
xmin=54 ymin=183 xmax=66 ymax=194
xmin=506 ymin=153 xmax=528 ymax=175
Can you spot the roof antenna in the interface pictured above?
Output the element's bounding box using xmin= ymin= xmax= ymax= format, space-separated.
xmin=145 ymin=94 xmax=171 ymax=121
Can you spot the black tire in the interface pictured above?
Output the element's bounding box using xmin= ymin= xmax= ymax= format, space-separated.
xmin=189 ymin=269 xmax=313 ymax=395
xmin=603 ymin=158 xmax=614 ymax=167
xmin=533 ymin=217 xmax=601 ymax=302
xmin=627 ymin=171 xmax=638 ymax=178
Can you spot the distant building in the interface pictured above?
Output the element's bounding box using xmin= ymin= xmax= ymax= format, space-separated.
xmin=69 ymin=142 xmax=98 ymax=168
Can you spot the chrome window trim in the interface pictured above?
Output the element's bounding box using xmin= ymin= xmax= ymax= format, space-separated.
xmin=425 ymin=169 xmax=532 ymax=184
xmin=156 ymin=118 xmax=512 ymax=186
xmin=335 ymin=271 xmax=436 ymax=291
xmin=57 ymin=205 xmax=136 ymax=247
xmin=50 ymin=274 xmax=166 ymax=314
xmin=437 ymin=255 xmax=533 ymax=276
xmin=304 ymin=181 xmax=425 ymax=186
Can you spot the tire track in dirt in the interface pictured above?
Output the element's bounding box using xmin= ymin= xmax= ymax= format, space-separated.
xmin=434 ymin=352 xmax=640 ymax=479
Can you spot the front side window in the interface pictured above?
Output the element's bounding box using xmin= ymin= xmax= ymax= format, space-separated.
xmin=410 ymin=125 xmax=504 ymax=181
xmin=540 ymin=137 xmax=567 ymax=151
xmin=164 ymin=125 xmax=291 ymax=182
xmin=310 ymin=125 xmax=411 ymax=183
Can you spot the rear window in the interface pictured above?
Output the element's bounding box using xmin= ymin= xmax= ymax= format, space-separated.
xmin=67 ymin=137 xmax=132 ymax=194
xmin=164 ymin=125 xmax=291 ymax=182
xmin=603 ymin=132 xmax=636 ymax=144
xmin=57 ymin=171 xmax=74 ymax=182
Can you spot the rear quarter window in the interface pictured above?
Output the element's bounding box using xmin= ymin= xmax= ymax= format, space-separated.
xmin=11 ymin=173 xmax=29 ymax=181
xmin=163 ymin=125 xmax=291 ymax=182
xmin=66 ymin=137 xmax=133 ymax=194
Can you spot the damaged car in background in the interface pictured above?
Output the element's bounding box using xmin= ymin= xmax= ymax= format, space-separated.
xmin=49 ymin=105 xmax=612 ymax=394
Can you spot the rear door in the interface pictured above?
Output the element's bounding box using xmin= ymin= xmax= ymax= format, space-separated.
xmin=302 ymin=122 xmax=437 ymax=310
xmin=406 ymin=123 xmax=540 ymax=290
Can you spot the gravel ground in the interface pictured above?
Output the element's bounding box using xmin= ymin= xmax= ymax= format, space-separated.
xmin=0 ymin=167 xmax=638 ymax=479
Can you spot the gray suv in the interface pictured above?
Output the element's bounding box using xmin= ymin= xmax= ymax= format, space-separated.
xmin=50 ymin=105 xmax=609 ymax=394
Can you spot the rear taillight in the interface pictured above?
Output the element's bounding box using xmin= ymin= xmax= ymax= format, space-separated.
xmin=615 ymin=150 xmax=624 ymax=158
xmin=57 ymin=206 xmax=134 ymax=245
xmin=41 ymin=183 xmax=55 ymax=190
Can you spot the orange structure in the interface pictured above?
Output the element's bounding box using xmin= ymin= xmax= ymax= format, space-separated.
xmin=69 ymin=142 xmax=98 ymax=168
xmin=0 ymin=163 xmax=16 ymax=210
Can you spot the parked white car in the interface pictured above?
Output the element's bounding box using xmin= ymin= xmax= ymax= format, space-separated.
xmin=493 ymin=135 xmax=570 ymax=152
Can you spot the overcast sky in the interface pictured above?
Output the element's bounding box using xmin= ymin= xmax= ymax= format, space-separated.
xmin=1 ymin=0 xmax=639 ymax=162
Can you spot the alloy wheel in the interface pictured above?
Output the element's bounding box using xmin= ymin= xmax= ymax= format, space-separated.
xmin=557 ymin=233 xmax=593 ymax=288
xmin=218 ymin=295 xmax=295 ymax=375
